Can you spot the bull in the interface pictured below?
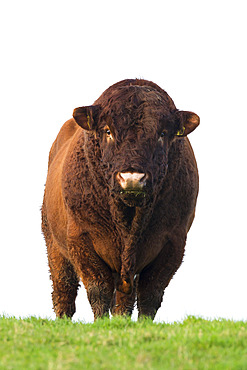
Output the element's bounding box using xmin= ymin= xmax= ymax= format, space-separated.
xmin=41 ymin=79 xmax=199 ymax=320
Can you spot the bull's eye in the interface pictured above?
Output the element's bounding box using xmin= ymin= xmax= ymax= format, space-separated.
xmin=103 ymin=126 xmax=111 ymax=136
xmin=160 ymin=131 xmax=167 ymax=138
xmin=158 ymin=130 xmax=167 ymax=143
xmin=103 ymin=126 xmax=113 ymax=140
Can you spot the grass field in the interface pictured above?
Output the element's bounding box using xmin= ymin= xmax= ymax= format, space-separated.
xmin=0 ymin=315 xmax=246 ymax=369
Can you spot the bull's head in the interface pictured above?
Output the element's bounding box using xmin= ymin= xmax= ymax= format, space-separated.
xmin=73 ymin=85 xmax=199 ymax=208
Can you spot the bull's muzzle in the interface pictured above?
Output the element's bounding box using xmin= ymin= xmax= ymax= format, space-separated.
xmin=115 ymin=171 xmax=150 ymax=207
xmin=116 ymin=172 xmax=147 ymax=190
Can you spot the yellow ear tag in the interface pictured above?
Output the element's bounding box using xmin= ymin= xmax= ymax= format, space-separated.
xmin=176 ymin=126 xmax=185 ymax=136
xmin=87 ymin=115 xmax=91 ymax=129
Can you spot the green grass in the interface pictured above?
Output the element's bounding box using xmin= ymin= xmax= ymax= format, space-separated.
xmin=0 ymin=315 xmax=246 ymax=369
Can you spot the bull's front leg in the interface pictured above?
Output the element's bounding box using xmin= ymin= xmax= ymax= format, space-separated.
xmin=67 ymin=219 xmax=114 ymax=320
xmin=137 ymin=236 xmax=186 ymax=320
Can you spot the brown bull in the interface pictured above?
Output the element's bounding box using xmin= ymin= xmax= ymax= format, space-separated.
xmin=42 ymin=79 xmax=199 ymax=320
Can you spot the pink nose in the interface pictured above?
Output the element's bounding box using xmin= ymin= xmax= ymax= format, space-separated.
xmin=117 ymin=172 xmax=146 ymax=189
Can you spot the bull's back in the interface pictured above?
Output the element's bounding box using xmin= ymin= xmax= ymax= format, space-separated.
xmin=44 ymin=119 xmax=81 ymax=249
xmin=48 ymin=119 xmax=79 ymax=167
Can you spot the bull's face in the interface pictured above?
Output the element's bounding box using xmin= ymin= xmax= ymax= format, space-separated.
xmin=73 ymin=87 xmax=199 ymax=207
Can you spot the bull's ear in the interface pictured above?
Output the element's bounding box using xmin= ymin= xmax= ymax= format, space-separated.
xmin=175 ymin=111 xmax=200 ymax=137
xmin=73 ymin=105 xmax=100 ymax=130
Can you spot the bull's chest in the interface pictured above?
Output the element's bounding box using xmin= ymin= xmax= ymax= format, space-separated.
xmin=89 ymin=222 xmax=168 ymax=274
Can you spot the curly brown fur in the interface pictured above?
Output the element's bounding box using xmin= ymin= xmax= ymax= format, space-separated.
xmin=42 ymin=79 xmax=199 ymax=320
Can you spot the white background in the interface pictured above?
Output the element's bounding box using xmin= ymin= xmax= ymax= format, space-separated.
xmin=1 ymin=0 xmax=246 ymax=323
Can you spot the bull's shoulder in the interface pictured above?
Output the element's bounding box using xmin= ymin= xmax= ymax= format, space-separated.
xmin=182 ymin=138 xmax=199 ymax=181
xmin=155 ymin=138 xmax=199 ymax=230
xmin=48 ymin=119 xmax=80 ymax=167
xmin=171 ymin=138 xmax=199 ymax=196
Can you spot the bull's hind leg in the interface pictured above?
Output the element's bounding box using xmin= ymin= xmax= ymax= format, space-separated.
xmin=47 ymin=241 xmax=79 ymax=318
xmin=137 ymin=237 xmax=185 ymax=320
xmin=42 ymin=204 xmax=79 ymax=318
